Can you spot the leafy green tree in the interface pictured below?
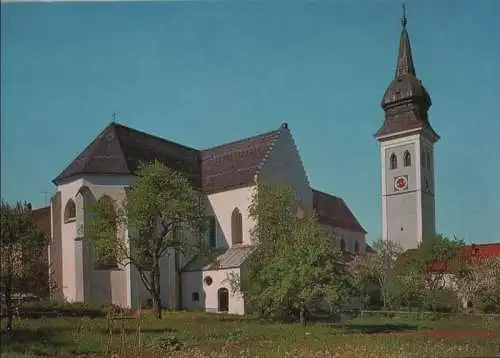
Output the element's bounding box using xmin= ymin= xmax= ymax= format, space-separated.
xmin=402 ymin=235 xmax=464 ymax=312
xmin=241 ymin=183 xmax=353 ymax=323
xmin=0 ymin=200 xmax=49 ymax=331
xmin=349 ymin=239 xmax=405 ymax=309
xmin=462 ymin=256 xmax=500 ymax=313
xmin=85 ymin=161 xmax=206 ymax=319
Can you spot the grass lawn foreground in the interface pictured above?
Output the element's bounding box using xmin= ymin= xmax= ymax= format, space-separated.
xmin=1 ymin=311 xmax=500 ymax=357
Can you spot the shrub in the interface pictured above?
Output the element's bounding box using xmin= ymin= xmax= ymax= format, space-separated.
xmin=147 ymin=333 xmax=184 ymax=353
xmin=6 ymin=299 xmax=131 ymax=318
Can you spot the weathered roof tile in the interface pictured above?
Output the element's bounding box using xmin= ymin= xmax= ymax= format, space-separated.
xmin=313 ymin=189 xmax=366 ymax=234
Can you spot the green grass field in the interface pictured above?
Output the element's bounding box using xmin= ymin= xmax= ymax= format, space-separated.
xmin=1 ymin=311 xmax=500 ymax=357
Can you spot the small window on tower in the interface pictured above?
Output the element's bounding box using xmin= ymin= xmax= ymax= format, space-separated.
xmin=427 ymin=152 xmax=432 ymax=170
xmin=390 ymin=153 xmax=397 ymax=170
xmin=421 ymin=150 xmax=426 ymax=168
xmin=404 ymin=151 xmax=411 ymax=167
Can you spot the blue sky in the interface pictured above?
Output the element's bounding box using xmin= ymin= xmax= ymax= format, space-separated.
xmin=1 ymin=0 xmax=499 ymax=244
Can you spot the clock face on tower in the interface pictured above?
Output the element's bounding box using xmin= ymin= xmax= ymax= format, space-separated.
xmin=394 ymin=175 xmax=409 ymax=191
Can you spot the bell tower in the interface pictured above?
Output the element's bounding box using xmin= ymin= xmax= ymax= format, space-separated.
xmin=375 ymin=6 xmax=440 ymax=250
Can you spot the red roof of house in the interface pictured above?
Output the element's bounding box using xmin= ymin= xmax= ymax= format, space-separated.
xmin=426 ymin=243 xmax=500 ymax=272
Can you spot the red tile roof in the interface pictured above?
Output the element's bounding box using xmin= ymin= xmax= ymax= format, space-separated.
xmin=312 ymin=189 xmax=366 ymax=234
xmin=403 ymin=243 xmax=500 ymax=273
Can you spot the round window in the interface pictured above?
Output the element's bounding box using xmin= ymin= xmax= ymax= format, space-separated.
xmin=204 ymin=276 xmax=213 ymax=286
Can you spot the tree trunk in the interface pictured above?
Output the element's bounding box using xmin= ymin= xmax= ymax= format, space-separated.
xmin=299 ymin=305 xmax=307 ymax=325
xmin=152 ymin=293 xmax=162 ymax=319
xmin=5 ymin=262 xmax=13 ymax=331
xmin=149 ymin=267 xmax=162 ymax=319
xmin=5 ymin=298 xmax=13 ymax=332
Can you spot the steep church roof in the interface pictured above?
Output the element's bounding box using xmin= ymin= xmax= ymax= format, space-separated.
xmin=201 ymin=127 xmax=282 ymax=193
xmin=312 ymin=189 xmax=367 ymax=234
xmin=53 ymin=122 xmax=202 ymax=188
xmin=376 ymin=8 xmax=439 ymax=141
xmin=53 ymin=122 xmax=283 ymax=194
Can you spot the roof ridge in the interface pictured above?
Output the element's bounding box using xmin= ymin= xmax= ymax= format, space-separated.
xmin=465 ymin=243 xmax=500 ymax=248
xmin=312 ymin=188 xmax=341 ymax=200
xmin=201 ymin=126 xmax=282 ymax=153
xmin=111 ymin=122 xmax=199 ymax=153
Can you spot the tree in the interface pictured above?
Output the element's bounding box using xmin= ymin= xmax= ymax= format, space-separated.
xmin=240 ymin=183 xmax=353 ymax=323
xmin=402 ymin=235 xmax=464 ymax=312
xmin=457 ymin=256 xmax=500 ymax=313
xmin=0 ymin=200 xmax=49 ymax=331
xmin=349 ymin=239 xmax=405 ymax=309
xmin=85 ymin=161 xmax=206 ymax=319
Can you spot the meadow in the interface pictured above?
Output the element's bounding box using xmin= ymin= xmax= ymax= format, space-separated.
xmin=1 ymin=311 xmax=500 ymax=357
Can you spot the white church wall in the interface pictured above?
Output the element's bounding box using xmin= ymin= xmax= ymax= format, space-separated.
xmin=55 ymin=174 xmax=135 ymax=307
xmin=258 ymin=127 xmax=313 ymax=212
xmin=206 ymin=186 xmax=255 ymax=247
xmin=335 ymin=227 xmax=366 ymax=254
xmin=319 ymin=223 xmax=365 ymax=254
xmin=181 ymin=268 xmax=245 ymax=315
xmin=57 ymin=178 xmax=85 ymax=301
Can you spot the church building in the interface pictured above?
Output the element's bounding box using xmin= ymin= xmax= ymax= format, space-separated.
xmin=49 ymin=120 xmax=366 ymax=313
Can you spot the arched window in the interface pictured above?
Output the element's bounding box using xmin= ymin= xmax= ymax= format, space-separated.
xmin=421 ymin=149 xmax=426 ymax=168
xmin=404 ymin=151 xmax=411 ymax=167
xmin=231 ymin=208 xmax=243 ymax=245
xmin=64 ymin=199 xmax=76 ymax=223
xmin=390 ymin=153 xmax=397 ymax=170
xmin=354 ymin=241 xmax=360 ymax=253
xmin=217 ymin=288 xmax=229 ymax=312
xmin=77 ymin=186 xmax=92 ymax=197
xmin=340 ymin=238 xmax=346 ymax=251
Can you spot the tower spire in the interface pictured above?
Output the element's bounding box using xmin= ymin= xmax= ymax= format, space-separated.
xmin=395 ymin=4 xmax=415 ymax=78
xmin=377 ymin=4 xmax=437 ymax=138
xmin=401 ymin=3 xmax=407 ymax=27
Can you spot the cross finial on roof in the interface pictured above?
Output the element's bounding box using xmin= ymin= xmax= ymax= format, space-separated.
xmin=401 ymin=3 xmax=407 ymax=27
xmin=112 ymin=111 xmax=118 ymax=123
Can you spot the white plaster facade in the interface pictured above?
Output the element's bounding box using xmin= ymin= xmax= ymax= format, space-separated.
xmin=181 ymin=268 xmax=244 ymax=314
xmin=379 ymin=131 xmax=437 ymax=251
xmin=54 ymin=175 xmax=134 ymax=307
